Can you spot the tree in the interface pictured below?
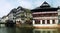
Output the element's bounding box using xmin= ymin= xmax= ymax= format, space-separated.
xmin=18 ymin=8 xmax=32 ymax=25
xmin=24 ymin=9 xmax=32 ymax=25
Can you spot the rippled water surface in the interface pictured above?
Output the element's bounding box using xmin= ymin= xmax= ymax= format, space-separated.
xmin=0 ymin=26 xmax=60 ymax=33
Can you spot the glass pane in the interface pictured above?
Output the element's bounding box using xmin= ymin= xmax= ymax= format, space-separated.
xmin=35 ymin=20 xmax=40 ymax=24
xmin=42 ymin=20 xmax=45 ymax=24
xmin=47 ymin=20 xmax=50 ymax=24
xmin=52 ymin=20 xmax=55 ymax=24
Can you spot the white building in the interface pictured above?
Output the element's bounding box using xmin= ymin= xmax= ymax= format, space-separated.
xmin=1 ymin=16 xmax=8 ymax=23
xmin=7 ymin=8 xmax=17 ymax=23
xmin=16 ymin=6 xmax=25 ymax=23
xmin=31 ymin=1 xmax=60 ymax=28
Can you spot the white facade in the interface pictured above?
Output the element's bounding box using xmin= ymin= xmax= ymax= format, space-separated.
xmin=8 ymin=12 xmax=16 ymax=23
xmin=1 ymin=16 xmax=8 ymax=23
xmin=32 ymin=12 xmax=58 ymax=27
xmin=8 ymin=13 xmax=13 ymax=20
xmin=33 ymin=19 xmax=58 ymax=27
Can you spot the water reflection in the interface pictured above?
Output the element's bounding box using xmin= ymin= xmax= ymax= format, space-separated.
xmin=6 ymin=27 xmax=16 ymax=33
xmin=0 ymin=24 xmax=60 ymax=33
xmin=33 ymin=29 xmax=59 ymax=33
xmin=16 ymin=28 xmax=33 ymax=33
xmin=0 ymin=27 xmax=16 ymax=33
xmin=0 ymin=24 xmax=16 ymax=33
xmin=0 ymin=24 xmax=5 ymax=27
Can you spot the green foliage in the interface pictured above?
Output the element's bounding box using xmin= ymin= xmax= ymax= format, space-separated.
xmin=24 ymin=9 xmax=31 ymax=13
xmin=20 ymin=9 xmax=32 ymax=24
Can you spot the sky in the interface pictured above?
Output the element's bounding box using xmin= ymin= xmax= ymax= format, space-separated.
xmin=0 ymin=0 xmax=60 ymax=17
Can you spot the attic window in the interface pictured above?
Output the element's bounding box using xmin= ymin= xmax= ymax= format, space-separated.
xmin=40 ymin=1 xmax=50 ymax=7
xmin=42 ymin=4 xmax=48 ymax=6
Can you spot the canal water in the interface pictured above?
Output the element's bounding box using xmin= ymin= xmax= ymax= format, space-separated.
xmin=0 ymin=25 xmax=60 ymax=33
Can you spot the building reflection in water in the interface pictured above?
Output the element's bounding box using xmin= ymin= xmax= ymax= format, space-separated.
xmin=33 ymin=29 xmax=59 ymax=33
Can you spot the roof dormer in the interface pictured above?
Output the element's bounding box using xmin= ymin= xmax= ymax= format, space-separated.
xmin=40 ymin=1 xmax=50 ymax=8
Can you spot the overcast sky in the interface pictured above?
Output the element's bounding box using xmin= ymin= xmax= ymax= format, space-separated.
xmin=0 ymin=0 xmax=60 ymax=17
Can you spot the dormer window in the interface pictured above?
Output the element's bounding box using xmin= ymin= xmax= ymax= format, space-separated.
xmin=40 ymin=1 xmax=50 ymax=8
xmin=42 ymin=4 xmax=48 ymax=6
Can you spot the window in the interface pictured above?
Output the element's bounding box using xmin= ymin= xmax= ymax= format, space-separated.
xmin=52 ymin=20 xmax=55 ymax=24
xmin=42 ymin=20 xmax=45 ymax=24
xmin=47 ymin=20 xmax=50 ymax=24
xmin=35 ymin=20 xmax=40 ymax=24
